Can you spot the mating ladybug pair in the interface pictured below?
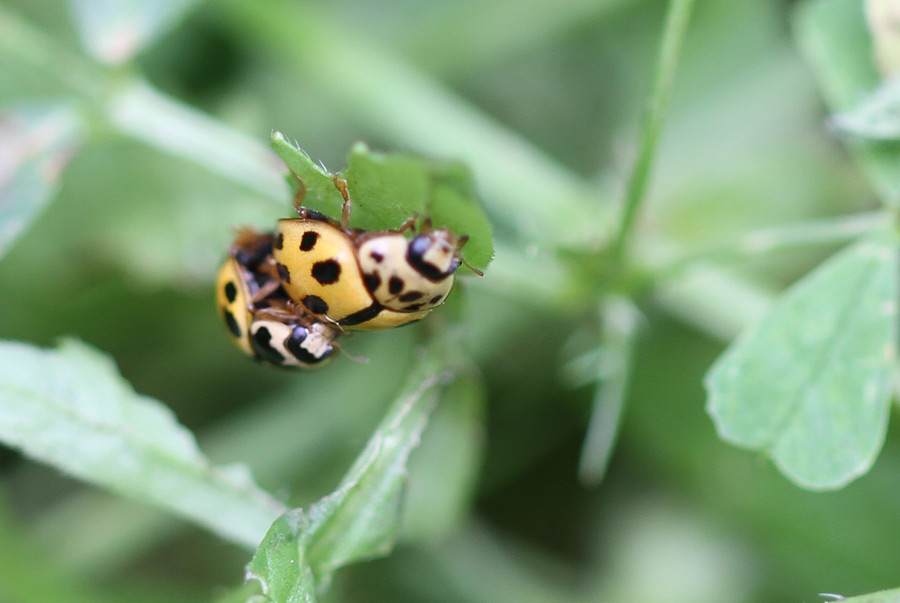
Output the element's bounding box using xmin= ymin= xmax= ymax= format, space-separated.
xmin=216 ymin=174 xmax=472 ymax=369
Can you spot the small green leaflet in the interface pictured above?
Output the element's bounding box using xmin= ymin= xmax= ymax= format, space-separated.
xmin=0 ymin=339 xmax=285 ymax=547
xmin=705 ymin=234 xmax=899 ymax=490
xmin=270 ymin=132 xmax=493 ymax=270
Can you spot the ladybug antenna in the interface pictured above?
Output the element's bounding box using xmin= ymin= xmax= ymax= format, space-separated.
xmin=452 ymin=234 xmax=483 ymax=276
xmin=333 ymin=339 xmax=369 ymax=364
xmin=459 ymin=255 xmax=484 ymax=277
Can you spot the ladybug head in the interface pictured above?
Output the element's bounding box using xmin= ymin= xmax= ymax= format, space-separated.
xmin=407 ymin=229 xmax=463 ymax=281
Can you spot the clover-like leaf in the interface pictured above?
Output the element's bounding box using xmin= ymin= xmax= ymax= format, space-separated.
xmin=705 ymin=234 xmax=899 ymax=490
xmin=271 ymin=132 xmax=493 ymax=270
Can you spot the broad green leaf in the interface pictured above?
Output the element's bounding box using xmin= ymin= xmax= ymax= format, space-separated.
xmin=795 ymin=0 xmax=900 ymax=205
xmin=705 ymin=235 xmax=899 ymax=490
xmin=271 ymin=132 xmax=494 ymax=270
xmin=0 ymin=339 xmax=285 ymax=547
xmin=0 ymin=102 xmax=83 ymax=261
xmin=68 ymin=0 xmax=201 ymax=65
xmin=831 ymin=588 xmax=900 ymax=603
xmin=232 ymin=346 xmax=448 ymax=599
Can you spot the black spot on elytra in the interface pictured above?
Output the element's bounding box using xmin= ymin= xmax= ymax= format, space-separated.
xmin=251 ymin=325 xmax=286 ymax=365
xmin=403 ymin=303 xmax=424 ymax=312
xmin=429 ymin=295 xmax=443 ymax=305
xmin=276 ymin=262 xmax=291 ymax=284
xmin=223 ymin=310 xmax=241 ymax=338
xmin=224 ymin=281 xmax=238 ymax=303
xmin=303 ymin=295 xmax=329 ymax=315
xmin=399 ymin=291 xmax=423 ymax=302
xmin=312 ymin=260 xmax=341 ymax=285
xmin=389 ymin=277 xmax=404 ymax=295
xmin=300 ymin=231 xmax=318 ymax=251
xmin=370 ymin=251 xmax=384 ymax=263
xmin=363 ymin=272 xmax=381 ymax=293
xmin=339 ymin=303 xmax=383 ymax=326
xmin=274 ymin=232 xmax=284 ymax=250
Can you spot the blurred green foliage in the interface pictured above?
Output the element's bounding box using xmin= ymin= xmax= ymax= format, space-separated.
xmin=1 ymin=0 xmax=899 ymax=601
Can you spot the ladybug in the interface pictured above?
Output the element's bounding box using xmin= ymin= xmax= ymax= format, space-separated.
xmin=216 ymin=231 xmax=339 ymax=368
xmin=272 ymin=177 xmax=468 ymax=331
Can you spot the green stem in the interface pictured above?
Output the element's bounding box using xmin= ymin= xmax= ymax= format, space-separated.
xmin=608 ymin=0 xmax=696 ymax=272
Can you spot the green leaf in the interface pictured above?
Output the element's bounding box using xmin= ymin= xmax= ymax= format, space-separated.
xmin=302 ymin=353 xmax=445 ymax=586
xmin=0 ymin=339 xmax=285 ymax=547
xmin=232 ymin=346 xmax=449 ymax=599
xmin=705 ymin=234 xmax=899 ymax=490
xmin=830 ymin=588 xmax=900 ymax=603
xmin=68 ymin=0 xmax=201 ymax=65
xmin=270 ymin=131 xmax=353 ymax=217
xmin=0 ymin=102 xmax=83 ymax=261
xmin=270 ymin=132 xmax=494 ymax=270
xmin=244 ymin=509 xmax=317 ymax=603
xmin=795 ymin=0 xmax=900 ymax=205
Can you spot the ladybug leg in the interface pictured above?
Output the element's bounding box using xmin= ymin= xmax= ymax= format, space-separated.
xmin=292 ymin=173 xmax=308 ymax=215
xmin=333 ymin=175 xmax=353 ymax=232
xmin=249 ymin=278 xmax=282 ymax=304
xmin=252 ymin=305 xmax=290 ymax=320
xmin=398 ymin=214 xmax=418 ymax=233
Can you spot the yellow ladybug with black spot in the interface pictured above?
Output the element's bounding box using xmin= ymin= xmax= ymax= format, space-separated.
xmin=216 ymin=230 xmax=340 ymax=368
xmin=272 ymin=200 xmax=466 ymax=331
